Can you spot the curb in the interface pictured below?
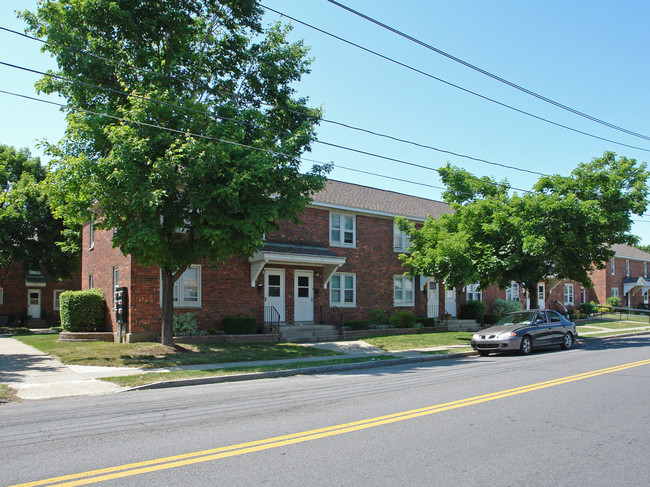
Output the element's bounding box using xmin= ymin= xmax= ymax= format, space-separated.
xmin=123 ymin=351 xmax=477 ymax=392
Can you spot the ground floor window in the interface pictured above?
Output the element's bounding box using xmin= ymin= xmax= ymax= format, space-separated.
xmin=113 ymin=266 xmax=119 ymax=310
xmin=53 ymin=290 xmax=65 ymax=310
xmin=564 ymin=284 xmax=574 ymax=306
xmin=611 ymin=287 xmax=619 ymax=299
xmin=330 ymin=273 xmax=356 ymax=307
xmin=466 ymin=283 xmax=482 ymax=301
xmin=505 ymin=282 xmax=519 ymax=301
xmin=394 ymin=275 xmax=414 ymax=306
xmin=173 ymin=265 xmax=201 ymax=307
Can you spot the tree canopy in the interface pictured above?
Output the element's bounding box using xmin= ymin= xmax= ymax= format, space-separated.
xmin=0 ymin=144 xmax=77 ymax=283
xmin=398 ymin=152 xmax=649 ymax=308
xmin=23 ymin=0 xmax=330 ymax=344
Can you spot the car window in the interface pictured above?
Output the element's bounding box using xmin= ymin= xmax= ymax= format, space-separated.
xmin=547 ymin=311 xmax=562 ymax=323
xmin=535 ymin=312 xmax=548 ymax=324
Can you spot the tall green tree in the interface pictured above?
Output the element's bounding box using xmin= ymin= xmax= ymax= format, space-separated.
xmin=0 ymin=144 xmax=77 ymax=283
xmin=23 ymin=0 xmax=330 ymax=345
xmin=399 ymin=152 xmax=648 ymax=309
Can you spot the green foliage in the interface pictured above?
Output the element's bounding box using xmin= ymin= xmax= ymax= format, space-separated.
xmin=173 ymin=312 xmax=202 ymax=336
xmin=490 ymin=299 xmax=523 ymax=317
xmin=606 ymin=296 xmax=622 ymax=307
xmin=23 ymin=1 xmax=331 ymax=344
xmin=0 ymin=145 xmax=78 ymax=283
xmin=389 ymin=310 xmax=416 ymax=328
xmin=343 ymin=320 xmax=370 ymax=330
xmin=400 ymin=153 xmax=649 ymax=308
xmin=459 ymin=300 xmax=485 ymax=321
xmin=222 ymin=316 xmax=258 ymax=335
xmin=59 ymin=290 xmax=105 ymax=332
xmin=417 ymin=318 xmax=438 ymax=327
xmin=580 ymin=302 xmax=597 ymax=315
xmin=483 ymin=313 xmax=500 ymax=325
xmin=369 ymin=308 xmax=388 ymax=325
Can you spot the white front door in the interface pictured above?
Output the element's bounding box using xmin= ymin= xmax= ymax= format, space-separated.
xmin=27 ymin=289 xmax=41 ymax=319
xmin=427 ymin=281 xmax=439 ymax=318
xmin=537 ymin=282 xmax=546 ymax=309
xmin=264 ymin=269 xmax=285 ymax=322
xmin=294 ymin=270 xmax=314 ymax=322
xmin=445 ymin=286 xmax=456 ymax=317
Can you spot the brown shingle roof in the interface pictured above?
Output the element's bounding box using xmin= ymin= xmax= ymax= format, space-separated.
xmin=612 ymin=243 xmax=650 ymax=261
xmin=311 ymin=180 xmax=452 ymax=220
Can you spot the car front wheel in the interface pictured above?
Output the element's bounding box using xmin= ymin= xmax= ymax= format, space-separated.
xmin=520 ymin=335 xmax=532 ymax=355
xmin=561 ymin=332 xmax=574 ymax=350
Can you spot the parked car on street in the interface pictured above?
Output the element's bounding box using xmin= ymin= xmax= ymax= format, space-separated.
xmin=471 ymin=309 xmax=578 ymax=356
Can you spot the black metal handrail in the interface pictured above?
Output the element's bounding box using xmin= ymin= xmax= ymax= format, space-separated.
xmin=318 ymin=305 xmax=344 ymax=331
xmin=258 ymin=306 xmax=281 ymax=333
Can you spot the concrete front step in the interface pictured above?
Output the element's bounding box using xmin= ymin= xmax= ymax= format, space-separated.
xmin=279 ymin=324 xmax=341 ymax=343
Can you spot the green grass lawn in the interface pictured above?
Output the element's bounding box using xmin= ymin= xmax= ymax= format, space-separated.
xmin=14 ymin=334 xmax=339 ymax=368
xmin=101 ymin=356 xmax=397 ymax=388
xmin=0 ymin=384 xmax=19 ymax=403
xmin=362 ymin=331 xmax=474 ymax=351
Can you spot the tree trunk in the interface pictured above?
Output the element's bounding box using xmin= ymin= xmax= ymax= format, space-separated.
xmin=160 ymin=267 xmax=175 ymax=346
xmin=527 ymin=283 xmax=538 ymax=310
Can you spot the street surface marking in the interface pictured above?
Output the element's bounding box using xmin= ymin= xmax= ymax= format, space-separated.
xmin=12 ymin=358 xmax=650 ymax=487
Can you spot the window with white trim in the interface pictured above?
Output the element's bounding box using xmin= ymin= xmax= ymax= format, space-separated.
xmin=330 ymin=273 xmax=356 ymax=307
xmin=611 ymin=258 xmax=616 ymax=275
xmin=611 ymin=287 xmax=619 ymax=298
xmin=88 ymin=275 xmax=94 ymax=289
xmin=330 ymin=213 xmax=355 ymax=247
xmin=581 ymin=289 xmax=587 ymax=304
xmin=394 ymin=275 xmax=415 ymax=306
xmin=564 ymin=283 xmax=574 ymax=306
xmin=505 ymin=282 xmax=520 ymax=302
xmin=89 ymin=218 xmax=95 ymax=250
xmin=53 ymin=290 xmax=64 ymax=310
xmin=393 ymin=221 xmax=411 ymax=252
xmin=466 ymin=283 xmax=482 ymax=301
xmin=626 ymin=260 xmax=630 ymax=277
xmin=162 ymin=265 xmax=202 ymax=308
xmin=112 ymin=266 xmax=119 ymax=310
xmin=645 ymin=262 xmax=648 ymax=278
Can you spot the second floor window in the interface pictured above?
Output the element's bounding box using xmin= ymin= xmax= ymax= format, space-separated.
xmin=330 ymin=213 xmax=355 ymax=247
xmin=626 ymin=260 xmax=630 ymax=277
xmin=611 ymin=258 xmax=616 ymax=275
xmin=393 ymin=221 xmax=411 ymax=252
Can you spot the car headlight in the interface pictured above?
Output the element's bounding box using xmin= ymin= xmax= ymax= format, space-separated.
xmin=498 ymin=332 xmax=516 ymax=339
xmin=472 ymin=334 xmax=480 ymax=340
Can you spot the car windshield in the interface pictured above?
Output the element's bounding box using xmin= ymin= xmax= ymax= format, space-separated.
xmin=495 ymin=311 xmax=537 ymax=326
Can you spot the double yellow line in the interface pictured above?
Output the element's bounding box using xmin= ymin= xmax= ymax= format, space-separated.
xmin=13 ymin=358 xmax=650 ymax=487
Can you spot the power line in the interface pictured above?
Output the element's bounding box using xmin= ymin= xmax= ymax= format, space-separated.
xmin=324 ymin=0 xmax=650 ymax=142
xmin=261 ymin=5 xmax=650 ymax=153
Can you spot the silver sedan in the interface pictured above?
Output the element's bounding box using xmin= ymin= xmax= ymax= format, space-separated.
xmin=471 ymin=309 xmax=578 ymax=356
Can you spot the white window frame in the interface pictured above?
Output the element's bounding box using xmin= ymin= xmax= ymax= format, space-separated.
xmin=505 ymin=282 xmax=520 ymax=302
xmin=611 ymin=258 xmax=616 ymax=275
xmin=330 ymin=212 xmax=355 ymax=247
xmin=466 ymin=283 xmax=482 ymax=301
xmin=112 ymin=266 xmax=119 ymax=310
xmin=393 ymin=221 xmax=411 ymax=252
xmin=611 ymin=287 xmax=619 ymax=298
xmin=330 ymin=273 xmax=356 ymax=307
xmin=581 ymin=289 xmax=587 ymax=304
xmin=394 ymin=275 xmax=415 ymax=306
xmin=564 ymin=283 xmax=574 ymax=306
xmin=160 ymin=265 xmax=202 ymax=308
xmin=625 ymin=259 xmax=630 ymax=277
xmin=88 ymin=275 xmax=94 ymax=289
xmin=89 ymin=218 xmax=95 ymax=250
xmin=53 ymin=290 xmax=65 ymax=311
xmin=644 ymin=262 xmax=648 ymax=278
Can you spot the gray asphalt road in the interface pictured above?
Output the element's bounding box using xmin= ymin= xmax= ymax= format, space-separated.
xmin=2 ymin=336 xmax=649 ymax=486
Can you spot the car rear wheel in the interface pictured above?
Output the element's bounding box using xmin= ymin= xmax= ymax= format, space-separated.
xmin=520 ymin=335 xmax=532 ymax=355
xmin=561 ymin=332 xmax=574 ymax=350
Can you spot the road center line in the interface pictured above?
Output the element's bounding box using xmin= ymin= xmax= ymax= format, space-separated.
xmin=12 ymin=358 xmax=650 ymax=487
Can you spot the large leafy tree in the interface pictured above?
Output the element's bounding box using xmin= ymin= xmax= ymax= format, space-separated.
xmin=399 ymin=152 xmax=648 ymax=309
xmin=0 ymin=144 xmax=77 ymax=283
xmin=22 ymin=0 xmax=330 ymax=345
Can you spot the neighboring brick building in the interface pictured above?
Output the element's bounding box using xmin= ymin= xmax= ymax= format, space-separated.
xmin=0 ymin=264 xmax=80 ymax=327
xmin=82 ymin=180 xmax=650 ymax=341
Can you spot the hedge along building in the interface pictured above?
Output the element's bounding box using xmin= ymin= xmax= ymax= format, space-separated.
xmin=83 ymin=180 xmax=460 ymax=342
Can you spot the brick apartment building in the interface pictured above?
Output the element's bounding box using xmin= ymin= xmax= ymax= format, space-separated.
xmin=0 ymin=264 xmax=80 ymax=327
xmin=81 ymin=180 xmax=650 ymax=341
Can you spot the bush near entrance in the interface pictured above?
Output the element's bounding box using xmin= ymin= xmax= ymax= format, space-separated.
xmin=59 ymin=290 xmax=104 ymax=332
xmin=389 ymin=310 xmax=416 ymax=328
xmin=222 ymin=316 xmax=257 ymax=335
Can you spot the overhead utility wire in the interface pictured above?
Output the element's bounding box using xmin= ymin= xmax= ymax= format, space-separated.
xmin=0 ymin=59 xmax=548 ymax=177
xmin=325 ymin=0 xmax=650 ymax=142
xmin=0 ymin=87 xmax=522 ymax=197
xmin=261 ymin=6 xmax=650 ymax=154
xmin=0 ymin=26 xmax=554 ymax=175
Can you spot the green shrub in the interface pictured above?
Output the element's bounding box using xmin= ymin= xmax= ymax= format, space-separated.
xmin=483 ymin=313 xmax=499 ymax=325
xmin=369 ymin=308 xmax=388 ymax=326
xmin=568 ymin=308 xmax=580 ymax=320
xmin=389 ymin=310 xmax=416 ymax=328
xmin=580 ymin=302 xmax=597 ymax=315
xmin=343 ymin=320 xmax=370 ymax=330
xmin=491 ymin=299 xmax=523 ymax=317
xmin=459 ymin=300 xmax=485 ymax=321
xmin=222 ymin=316 xmax=257 ymax=335
xmin=606 ymin=296 xmax=621 ymax=307
xmin=417 ymin=317 xmax=438 ymax=327
xmin=173 ymin=312 xmax=202 ymax=336
xmin=59 ymin=290 xmax=105 ymax=332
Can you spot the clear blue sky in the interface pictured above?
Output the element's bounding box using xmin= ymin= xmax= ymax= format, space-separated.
xmin=2 ymin=0 xmax=650 ymax=243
